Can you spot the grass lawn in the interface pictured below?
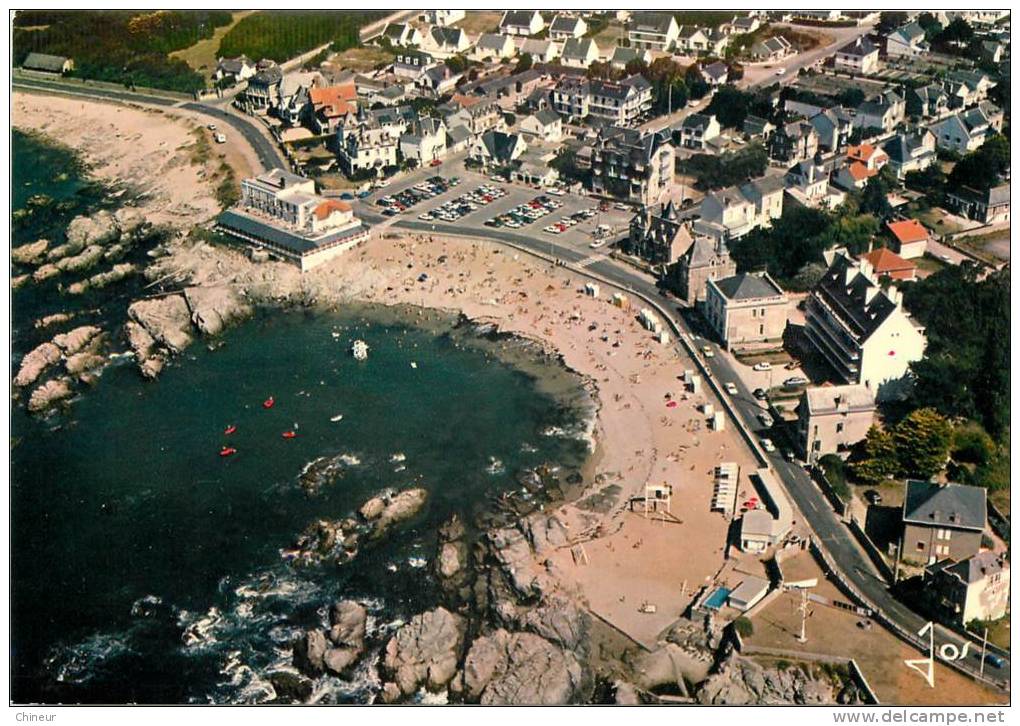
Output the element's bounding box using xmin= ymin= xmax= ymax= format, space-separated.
xmin=455 ymin=11 xmax=503 ymax=36
xmin=915 ymin=254 xmax=949 ymax=274
xmin=989 ymin=488 xmax=1010 ymax=518
xmin=914 ymin=207 xmax=967 ymax=235
xmin=983 ymin=616 xmax=1010 ymax=651
xmin=328 ymin=45 xmax=394 ymax=72
xmin=169 ymin=10 xmax=256 ymax=80
xmin=315 ymin=173 xmax=364 ymax=191
xmin=591 ymin=21 xmax=626 ymax=47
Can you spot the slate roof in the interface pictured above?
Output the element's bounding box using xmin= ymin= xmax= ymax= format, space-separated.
xmin=630 ymin=12 xmax=676 ymax=35
xmin=533 ymin=107 xmax=561 ymax=126
xmin=703 ymin=62 xmax=729 ymax=81
xmin=549 ymin=14 xmax=583 ymax=34
xmin=838 ymin=36 xmax=879 ymax=57
xmin=815 ymin=252 xmax=898 ymax=340
xmin=804 ymin=384 xmax=875 ymax=414
xmin=713 ymin=272 xmax=785 ymax=301
xmin=561 ymin=37 xmax=598 ymax=62
xmin=683 ymin=236 xmax=730 ymax=268
xmin=501 ymin=10 xmax=540 ymax=29
xmin=682 ymin=112 xmax=715 ymax=131
xmin=22 ymin=52 xmax=70 ymax=72
xmin=903 ymin=480 xmax=987 ymax=532
xmin=938 ymin=552 xmax=1008 ymax=585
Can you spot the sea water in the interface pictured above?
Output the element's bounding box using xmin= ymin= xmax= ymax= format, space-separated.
xmin=10 ymin=132 xmax=593 ymax=704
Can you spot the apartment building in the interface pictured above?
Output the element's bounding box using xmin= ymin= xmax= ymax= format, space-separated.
xmin=796 ymin=384 xmax=876 ymax=463
xmin=590 ymin=126 xmax=675 ymax=207
xmin=552 ymin=75 xmax=652 ymax=127
xmin=705 ymin=272 xmax=789 ymax=350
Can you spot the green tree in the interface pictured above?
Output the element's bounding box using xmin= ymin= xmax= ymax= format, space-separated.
xmin=893 ymin=408 xmax=953 ymax=479
xmin=952 ymin=421 xmax=995 ymax=466
xmin=851 ymin=426 xmax=898 ymax=484
xmin=860 ymin=173 xmax=893 ymax=218
xmin=877 ymin=11 xmax=910 ymax=34
xmin=514 ymin=52 xmax=533 ymax=73
xmin=948 ymin=134 xmax=1010 ymax=191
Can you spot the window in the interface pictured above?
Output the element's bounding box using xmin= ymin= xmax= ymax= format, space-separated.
xmin=916 ymin=542 xmax=925 ymax=551
xmin=836 ymin=422 xmax=844 ymax=433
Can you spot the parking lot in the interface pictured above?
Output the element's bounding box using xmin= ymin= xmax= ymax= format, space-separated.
xmin=355 ymin=162 xmax=634 ymax=257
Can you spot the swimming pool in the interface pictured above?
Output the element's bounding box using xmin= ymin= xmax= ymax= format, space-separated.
xmin=704 ymin=587 xmax=732 ymax=610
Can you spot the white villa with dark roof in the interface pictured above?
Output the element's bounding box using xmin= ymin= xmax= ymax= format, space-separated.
xmin=500 ymin=10 xmax=545 ymax=37
xmin=834 ymin=36 xmax=879 ymax=74
xmin=804 ymin=249 xmax=927 ymax=401
xmin=627 ymin=12 xmax=680 ymax=52
xmin=548 ymin=13 xmax=587 ymax=40
xmin=705 ymin=272 xmax=789 ymax=350
xmin=796 ymin=384 xmax=876 ymax=463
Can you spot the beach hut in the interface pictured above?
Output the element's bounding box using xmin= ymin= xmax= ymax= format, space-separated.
xmin=712 ymin=411 xmax=725 ymax=431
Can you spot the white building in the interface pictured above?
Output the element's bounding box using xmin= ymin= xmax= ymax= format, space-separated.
xmin=500 ymin=10 xmax=545 ymax=37
xmin=548 ymin=13 xmax=587 ymax=40
xmin=833 ymin=36 xmax=880 ymax=75
xmin=422 ymin=10 xmax=465 ymax=27
xmin=804 ymin=249 xmax=927 ymax=401
xmin=628 ymin=12 xmax=680 ymax=52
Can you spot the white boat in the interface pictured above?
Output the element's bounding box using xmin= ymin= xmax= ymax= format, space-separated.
xmin=351 ymin=340 xmax=369 ymax=360
xmin=330 ymin=414 xmax=344 ymax=423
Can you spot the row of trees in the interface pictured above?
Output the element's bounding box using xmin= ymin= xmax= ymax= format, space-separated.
xmin=14 ymin=10 xmax=233 ymax=93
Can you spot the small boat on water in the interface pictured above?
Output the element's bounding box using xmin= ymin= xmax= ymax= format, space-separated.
xmin=282 ymin=431 xmax=297 ymax=439
xmin=263 ymin=396 xmax=275 ymax=409
xmin=219 ymin=446 xmax=237 ymax=457
xmin=330 ymin=414 xmax=344 ymax=423
xmin=351 ymin=340 xmax=369 ymax=360
xmin=224 ymin=425 xmax=237 ymax=435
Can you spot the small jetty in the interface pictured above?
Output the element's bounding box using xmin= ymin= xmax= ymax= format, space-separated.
xmin=351 ymin=340 xmax=369 ymax=360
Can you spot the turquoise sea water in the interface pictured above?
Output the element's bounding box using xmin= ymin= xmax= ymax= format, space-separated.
xmin=10 ymin=132 xmax=592 ymax=704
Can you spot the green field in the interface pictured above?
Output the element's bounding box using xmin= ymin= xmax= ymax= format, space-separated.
xmin=217 ymin=11 xmax=386 ymax=63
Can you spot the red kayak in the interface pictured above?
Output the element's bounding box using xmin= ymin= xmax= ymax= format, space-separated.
xmin=281 ymin=431 xmax=297 ymax=439
xmin=219 ymin=446 xmax=237 ymax=457
xmin=263 ymin=396 xmax=275 ymax=409
xmin=224 ymin=425 xmax=237 ymax=435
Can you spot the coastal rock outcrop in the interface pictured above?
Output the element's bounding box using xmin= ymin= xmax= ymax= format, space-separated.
xmin=33 ymin=263 xmax=60 ymax=283
xmin=362 ymin=488 xmax=429 ymax=538
xmin=14 ymin=342 xmax=62 ymax=387
xmin=382 ymin=607 xmax=466 ymax=698
xmin=292 ymin=629 xmax=328 ymax=675
xmin=461 ymin=629 xmax=582 ymax=704
xmin=53 ymin=325 xmax=102 ymax=356
xmin=28 ymin=377 xmax=73 ymax=412
xmin=128 ymin=295 xmax=193 ymax=353
xmin=12 ymin=239 xmax=49 ymax=265
xmin=62 ymin=210 xmax=119 ymax=253
xmin=184 ymin=285 xmax=252 ymax=337
xmin=291 ymin=600 xmax=368 ymax=678
xmin=56 ymin=244 xmax=105 ymax=274
xmin=695 ymin=655 xmax=840 ymax=705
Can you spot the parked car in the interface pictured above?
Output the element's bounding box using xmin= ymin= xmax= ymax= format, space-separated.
xmin=775 ymin=67 xmax=787 ymax=75
xmin=783 ymin=376 xmax=809 ymax=387
xmin=783 ymin=449 xmax=796 ymax=462
xmin=724 ymin=382 xmax=738 ymax=395
xmin=864 ymin=489 xmax=883 ymax=505
xmin=979 ymin=652 xmax=1005 ymax=669
xmin=758 ymin=412 xmax=773 ymax=428
xmin=752 ymin=362 xmax=772 ymax=372
xmin=760 ymin=438 xmax=776 ymax=453
xmin=702 ymin=345 xmax=714 ymax=358
xmin=752 ymin=388 xmax=767 ymax=400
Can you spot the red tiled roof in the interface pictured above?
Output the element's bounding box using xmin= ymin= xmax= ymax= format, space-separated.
xmin=862 ymin=247 xmax=915 ymax=272
xmin=887 ymin=219 xmax=930 ymax=244
xmin=314 ymin=199 xmax=351 ymax=220
xmin=310 ymin=83 xmax=357 ymax=118
xmin=847 ymin=161 xmax=877 ymax=182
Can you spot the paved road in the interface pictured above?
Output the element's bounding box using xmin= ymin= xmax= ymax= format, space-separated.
xmin=741 ymin=21 xmax=876 ymax=89
xmin=13 ymin=74 xmax=285 ymax=172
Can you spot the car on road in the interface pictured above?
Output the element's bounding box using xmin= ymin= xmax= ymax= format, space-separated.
xmin=760 ymin=438 xmax=776 ymax=453
xmin=864 ymin=490 xmax=883 ymax=505
xmin=702 ymin=345 xmax=714 ymax=358
xmin=758 ymin=412 xmax=773 ymax=428
xmin=752 ymin=388 xmax=767 ymax=400
xmin=214 ymin=133 xmax=226 ymax=144
xmin=783 ymin=376 xmax=809 ymax=388
xmin=207 ymin=123 xmax=217 ymax=130
xmin=752 ymin=362 xmax=772 ymax=372
xmin=978 ymin=652 xmax=1005 ymax=670
xmin=783 ymin=449 xmax=797 ymax=462
xmin=775 ymin=67 xmax=787 ymax=75
xmin=724 ymin=382 xmax=738 ymax=395
xmin=429 ymin=159 xmax=443 ymax=167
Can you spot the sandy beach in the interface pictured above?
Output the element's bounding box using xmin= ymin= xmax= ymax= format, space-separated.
xmin=12 ymin=92 xmax=255 ymax=229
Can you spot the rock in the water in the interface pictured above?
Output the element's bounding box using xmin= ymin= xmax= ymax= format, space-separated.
xmin=462 ymin=629 xmax=582 ymax=704
xmin=56 ymin=244 xmax=105 ymax=273
xmin=12 ymin=239 xmax=49 ymax=265
xmin=438 ymin=542 xmax=463 ymax=579
xmin=696 ymin=655 xmax=839 ymax=705
xmin=14 ymin=342 xmax=62 ymax=387
xmin=28 ymin=378 xmax=73 ymax=412
xmin=66 ymin=352 xmax=106 ymax=377
xmin=128 ymin=295 xmax=194 ymax=353
xmin=292 ymin=629 xmax=328 ymax=676
xmin=12 ymin=274 xmax=30 ymax=289
xmin=370 ymin=488 xmax=428 ymax=538
xmin=125 ymin=320 xmax=156 ymax=360
xmin=383 ymin=607 xmax=466 ymax=698
xmin=35 ymin=313 xmax=73 ymax=330
xmin=359 ymin=496 xmax=386 ymax=520
xmin=33 ymin=263 xmax=60 ymax=283
xmin=63 ymin=210 xmax=119 ymax=253
xmin=329 ymin=600 xmax=367 ymax=649
xmin=87 ymin=262 xmax=136 ymax=290
xmin=53 ymin=325 xmax=102 ymax=355
xmin=268 ymin=671 xmax=313 ymax=703
xmin=614 ymin=680 xmax=641 ymax=704
xmin=184 ymin=285 xmax=252 ymax=336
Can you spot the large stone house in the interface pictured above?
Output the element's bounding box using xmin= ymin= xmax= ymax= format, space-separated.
xmin=833 ymin=36 xmax=879 ymax=74
xmin=881 ymin=130 xmax=936 ymax=180
xmin=552 ymin=75 xmax=652 ymax=127
xmin=679 ymin=113 xmax=722 ymax=150
xmin=769 ymin=120 xmax=820 ymax=163
xmin=694 ymin=175 xmax=786 ymax=242
xmin=927 ymin=553 xmax=1010 ymax=625
xmin=705 ymin=272 xmax=789 ymax=351
xmin=885 ymin=21 xmax=927 ymax=58
xmin=627 ymin=12 xmax=680 ymax=52
xmin=795 ymin=384 xmax=876 ymax=463
xmin=671 ymin=237 xmax=736 ymax=306
xmin=626 ymin=200 xmax=694 ymax=267
xmin=590 ymin=126 xmax=675 ymax=207
xmin=902 ymin=481 xmax=987 ymax=566
xmin=805 ymin=249 xmax=927 ymax=401
xmin=945 ymin=184 xmax=1010 ymax=225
